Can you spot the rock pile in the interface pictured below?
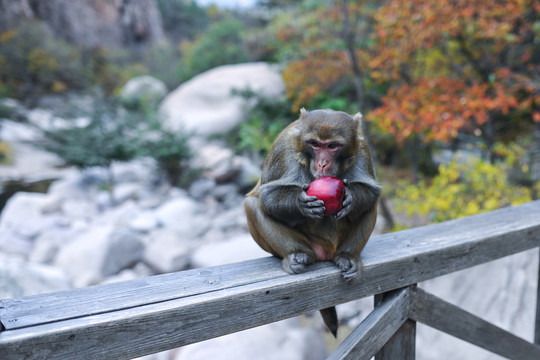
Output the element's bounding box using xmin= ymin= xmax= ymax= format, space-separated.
xmin=0 ymin=156 xmax=269 ymax=289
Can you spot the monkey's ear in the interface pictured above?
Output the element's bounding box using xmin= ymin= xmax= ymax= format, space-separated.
xmin=300 ymin=107 xmax=307 ymax=120
xmin=354 ymin=112 xmax=363 ymax=128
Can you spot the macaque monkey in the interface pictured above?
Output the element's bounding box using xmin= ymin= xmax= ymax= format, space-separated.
xmin=244 ymin=108 xmax=381 ymax=336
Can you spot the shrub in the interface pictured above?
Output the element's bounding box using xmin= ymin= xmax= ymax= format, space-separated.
xmin=156 ymin=0 xmax=208 ymax=42
xmin=36 ymin=96 xmax=139 ymax=170
xmin=227 ymin=88 xmax=295 ymax=158
xmin=179 ymin=19 xmax=250 ymax=80
xmin=0 ymin=141 xmax=13 ymax=165
xmin=395 ymin=157 xmax=534 ymax=223
xmin=0 ymin=21 xmax=89 ymax=100
xmin=35 ymin=94 xmax=196 ymax=195
xmin=133 ymin=107 xmax=195 ymax=187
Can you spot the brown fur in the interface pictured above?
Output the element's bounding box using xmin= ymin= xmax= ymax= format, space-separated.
xmin=244 ymin=108 xmax=381 ymax=336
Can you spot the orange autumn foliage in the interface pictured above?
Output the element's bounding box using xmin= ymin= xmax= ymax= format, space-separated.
xmin=283 ymin=51 xmax=351 ymax=111
xmin=368 ymin=0 xmax=537 ymax=142
xmin=369 ymin=77 xmax=519 ymax=144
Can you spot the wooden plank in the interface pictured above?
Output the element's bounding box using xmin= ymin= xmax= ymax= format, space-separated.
xmin=375 ymin=286 xmax=416 ymax=360
xmin=328 ymin=287 xmax=410 ymax=360
xmin=1 ymin=200 xmax=540 ymax=359
xmin=410 ymin=287 xmax=540 ymax=359
xmin=0 ymin=266 xmax=355 ymax=360
xmin=375 ymin=320 xmax=416 ymax=360
xmin=0 ymin=257 xmax=285 ymax=330
xmin=3 ymin=200 xmax=539 ymax=332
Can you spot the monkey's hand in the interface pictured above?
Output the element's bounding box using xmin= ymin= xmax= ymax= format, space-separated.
xmin=334 ymin=253 xmax=363 ymax=282
xmin=299 ymin=185 xmax=325 ymax=219
xmin=334 ymin=179 xmax=353 ymax=220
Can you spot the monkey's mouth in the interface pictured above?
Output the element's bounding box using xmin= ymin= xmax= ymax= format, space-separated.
xmin=313 ymin=171 xmax=334 ymax=178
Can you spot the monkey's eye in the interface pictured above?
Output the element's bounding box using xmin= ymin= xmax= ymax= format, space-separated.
xmin=328 ymin=142 xmax=342 ymax=150
xmin=307 ymin=140 xmax=320 ymax=148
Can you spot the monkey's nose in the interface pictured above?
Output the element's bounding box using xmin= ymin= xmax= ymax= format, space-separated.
xmin=317 ymin=161 xmax=329 ymax=173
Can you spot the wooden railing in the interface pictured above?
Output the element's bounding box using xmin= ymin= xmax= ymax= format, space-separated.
xmin=1 ymin=200 xmax=540 ymax=359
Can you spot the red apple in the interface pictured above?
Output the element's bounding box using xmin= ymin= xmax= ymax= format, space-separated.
xmin=306 ymin=176 xmax=345 ymax=216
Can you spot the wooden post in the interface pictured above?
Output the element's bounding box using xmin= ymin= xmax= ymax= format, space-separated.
xmin=374 ymin=286 xmax=416 ymax=360
xmin=534 ymin=248 xmax=540 ymax=345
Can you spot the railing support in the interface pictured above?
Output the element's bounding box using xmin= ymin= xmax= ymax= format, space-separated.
xmin=1 ymin=201 xmax=539 ymax=360
xmin=534 ymin=248 xmax=540 ymax=345
xmin=375 ymin=286 xmax=416 ymax=360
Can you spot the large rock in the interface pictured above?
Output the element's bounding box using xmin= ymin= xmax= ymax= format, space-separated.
xmin=416 ymin=248 xmax=538 ymax=360
xmin=0 ymin=254 xmax=71 ymax=299
xmin=159 ymin=63 xmax=285 ymax=136
xmin=190 ymin=233 xmax=268 ymax=268
xmin=153 ymin=196 xmax=204 ymax=234
xmin=120 ymin=75 xmax=168 ymax=107
xmin=193 ymin=144 xmax=260 ymax=190
xmin=0 ymin=192 xmax=59 ymax=239
xmin=0 ymin=0 xmax=165 ymax=49
xmin=29 ymin=226 xmax=87 ymax=265
xmin=55 ymin=226 xmax=144 ymax=287
xmin=175 ymin=319 xmax=327 ymax=360
xmin=0 ymin=118 xmax=66 ymax=181
xmin=143 ymin=229 xmax=191 ymax=273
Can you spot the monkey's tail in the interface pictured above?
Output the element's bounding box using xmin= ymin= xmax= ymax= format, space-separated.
xmin=319 ymin=306 xmax=338 ymax=337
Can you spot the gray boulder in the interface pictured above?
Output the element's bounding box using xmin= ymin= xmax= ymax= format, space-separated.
xmin=159 ymin=62 xmax=284 ymax=136
xmin=0 ymin=192 xmax=59 ymax=239
xmin=143 ymin=229 xmax=191 ymax=273
xmin=120 ymin=75 xmax=167 ymax=107
xmin=153 ymin=196 xmax=203 ymax=234
xmin=175 ymin=318 xmax=327 ymax=360
xmin=54 ymin=226 xmax=144 ymax=287
xmin=129 ymin=210 xmax=160 ymax=232
xmin=0 ymin=0 xmax=165 ymax=49
xmin=29 ymin=228 xmax=78 ymax=264
xmin=0 ymin=253 xmax=71 ymax=299
xmin=193 ymin=144 xmax=260 ymax=190
xmin=190 ymin=233 xmax=268 ymax=268
xmin=0 ymin=117 xmax=66 ymax=181
xmin=416 ymin=248 xmax=538 ymax=360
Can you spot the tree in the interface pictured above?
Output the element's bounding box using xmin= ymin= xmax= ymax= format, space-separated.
xmin=368 ymin=0 xmax=538 ymax=165
xmin=36 ymin=95 xmax=139 ymax=203
xmin=179 ymin=18 xmax=250 ymax=79
xmin=35 ymin=94 xmax=195 ymax=201
xmin=272 ymin=1 xmax=396 ymax=227
xmin=273 ymin=1 xmax=376 ymax=112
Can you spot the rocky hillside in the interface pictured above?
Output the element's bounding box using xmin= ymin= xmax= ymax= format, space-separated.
xmin=0 ymin=0 xmax=164 ymax=49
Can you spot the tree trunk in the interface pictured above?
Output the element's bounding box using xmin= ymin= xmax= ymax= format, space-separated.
xmin=340 ymin=0 xmax=395 ymax=229
xmin=483 ymin=112 xmax=496 ymax=163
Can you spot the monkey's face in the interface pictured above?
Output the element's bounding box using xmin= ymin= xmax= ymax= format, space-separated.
xmin=306 ymin=138 xmax=344 ymax=178
xmin=297 ymin=109 xmax=359 ymax=179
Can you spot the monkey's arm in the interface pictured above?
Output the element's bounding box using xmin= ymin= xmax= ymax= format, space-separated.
xmin=257 ymin=134 xmax=325 ymax=227
xmin=335 ymin=181 xmax=381 ymax=220
xmin=259 ymin=181 xmax=324 ymax=227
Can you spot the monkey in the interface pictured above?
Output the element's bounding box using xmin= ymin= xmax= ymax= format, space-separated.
xmin=244 ymin=108 xmax=381 ymax=337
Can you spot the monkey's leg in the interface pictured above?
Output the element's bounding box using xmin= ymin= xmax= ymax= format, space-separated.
xmin=244 ymin=196 xmax=316 ymax=274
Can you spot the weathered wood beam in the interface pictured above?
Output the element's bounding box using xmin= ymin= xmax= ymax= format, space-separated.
xmin=536 ymin=247 xmax=540 ymax=345
xmin=0 ymin=257 xmax=286 ymax=331
xmin=410 ymin=287 xmax=540 ymax=359
xmin=1 ymin=200 xmax=539 ymax=360
xmin=375 ymin=286 xmax=416 ymax=360
xmin=328 ymin=287 xmax=411 ymax=360
xmin=376 ymin=319 xmax=416 ymax=360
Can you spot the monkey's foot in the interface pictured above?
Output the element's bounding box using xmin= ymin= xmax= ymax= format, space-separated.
xmin=335 ymin=255 xmax=363 ymax=282
xmin=282 ymin=253 xmax=314 ymax=274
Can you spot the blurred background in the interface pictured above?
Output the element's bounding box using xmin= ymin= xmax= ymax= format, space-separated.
xmin=0 ymin=1 xmax=539 ymax=359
